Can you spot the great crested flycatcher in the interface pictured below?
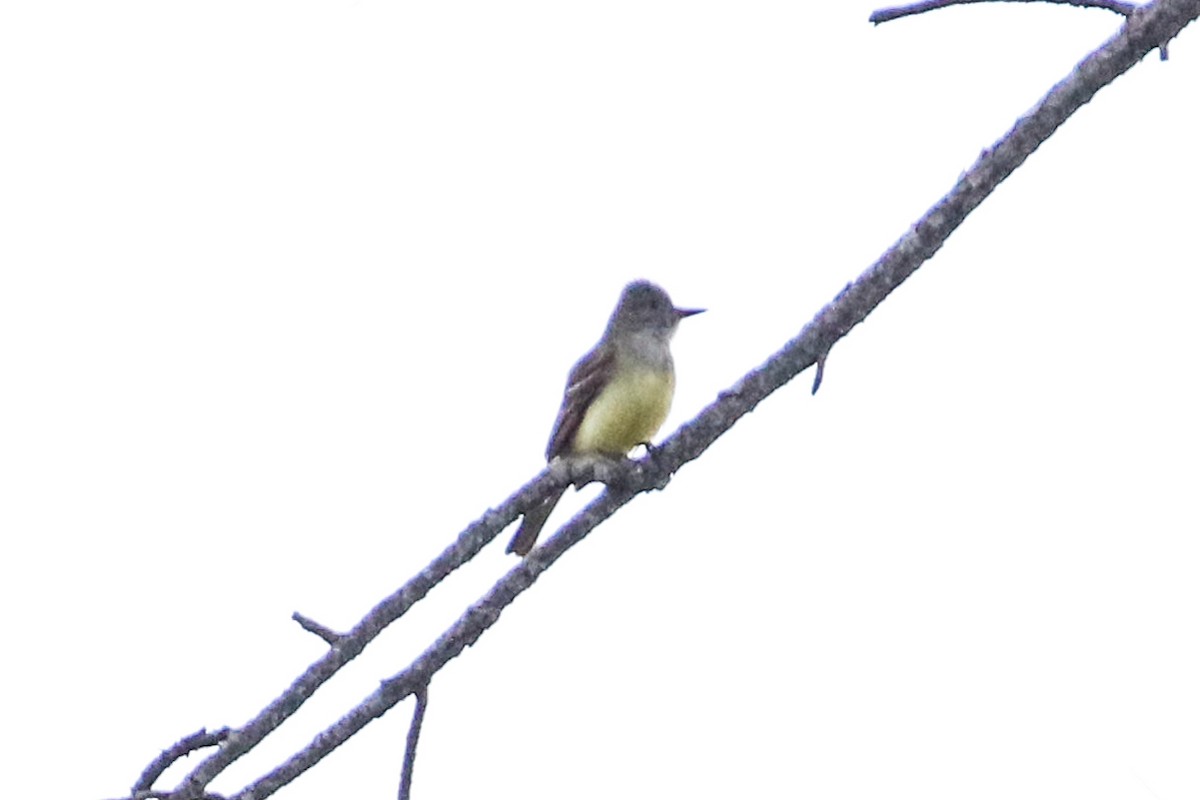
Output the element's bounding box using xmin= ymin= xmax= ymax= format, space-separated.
xmin=506 ymin=280 xmax=703 ymax=556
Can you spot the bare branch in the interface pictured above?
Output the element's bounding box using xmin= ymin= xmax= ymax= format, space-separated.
xmin=132 ymin=728 xmax=230 ymax=795
xmin=397 ymin=685 xmax=430 ymax=800
xmin=870 ymin=0 xmax=1137 ymax=24
xmin=158 ymin=1 xmax=1199 ymax=798
xmin=232 ymin=484 xmax=647 ymax=800
xmin=225 ymin=4 xmax=1200 ymax=790
xmin=291 ymin=612 xmax=343 ymax=646
xmin=168 ymin=466 xmax=570 ymax=798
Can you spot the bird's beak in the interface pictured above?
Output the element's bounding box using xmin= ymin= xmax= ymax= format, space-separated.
xmin=675 ymin=307 xmax=705 ymax=319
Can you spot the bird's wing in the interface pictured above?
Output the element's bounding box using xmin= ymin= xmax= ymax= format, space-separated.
xmin=546 ymin=343 xmax=613 ymax=461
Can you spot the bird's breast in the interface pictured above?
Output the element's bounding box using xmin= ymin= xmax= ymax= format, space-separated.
xmin=571 ymin=366 xmax=675 ymax=456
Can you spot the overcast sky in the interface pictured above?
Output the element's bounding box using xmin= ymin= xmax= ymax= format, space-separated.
xmin=3 ymin=3 xmax=1199 ymax=799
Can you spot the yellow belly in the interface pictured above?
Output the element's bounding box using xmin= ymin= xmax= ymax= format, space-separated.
xmin=572 ymin=367 xmax=675 ymax=456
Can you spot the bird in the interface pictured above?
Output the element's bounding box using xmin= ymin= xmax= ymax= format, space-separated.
xmin=506 ymin=280 xmax=703 ymax=556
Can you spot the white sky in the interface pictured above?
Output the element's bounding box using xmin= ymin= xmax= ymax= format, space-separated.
xmin=3 ymin=3 xmax=1198 ymax=799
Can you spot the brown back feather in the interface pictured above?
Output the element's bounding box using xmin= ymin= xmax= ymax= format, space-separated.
xmin=545 ymin=344 xmax=614 ymax=460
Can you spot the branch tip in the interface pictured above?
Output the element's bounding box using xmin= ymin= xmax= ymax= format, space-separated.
xmin=397 ymin=685 xmax=430 ymax=800
xmin=292 ymin=612 xmax=344 ymax=646
xmin=812 ymin=354 xmax=828 ymax=395
xmin=132 ymin=727 xmax=231 ymax=794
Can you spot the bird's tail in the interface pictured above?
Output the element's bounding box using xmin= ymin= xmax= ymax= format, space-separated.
xmin=506 ymin=485 xmax=568 ymax=556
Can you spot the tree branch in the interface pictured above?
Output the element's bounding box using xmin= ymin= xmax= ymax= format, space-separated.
xmin=155 ymin=1 xmax=1199 ymax=797
xmin=397 ymin=685 xmax=429 ymax=800
xmin=168 ymin=465 xmax=570 ymax=798
xmin=131 ymin=728 xmax=230 ymax=795
xmin=232 ymin=484 xmax=648 ymax=800
xmin=870 ymin=0 xmax=1138 ymax=25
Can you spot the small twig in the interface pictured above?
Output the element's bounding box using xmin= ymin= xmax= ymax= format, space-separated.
xmin=397 ymin=685 xmax=430 ymax=800
xmin=812 ymin=354 xmax=827 ymax=394
xmin=810 ymin=281 xmax=856 ymax=395
xmin=132 ymin=728 xmax=231 ymax=794
xmin=292 ymin=612 xmax=343 ymax=646
xmin=870 ymin=0 xmax=1137 ymax=25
